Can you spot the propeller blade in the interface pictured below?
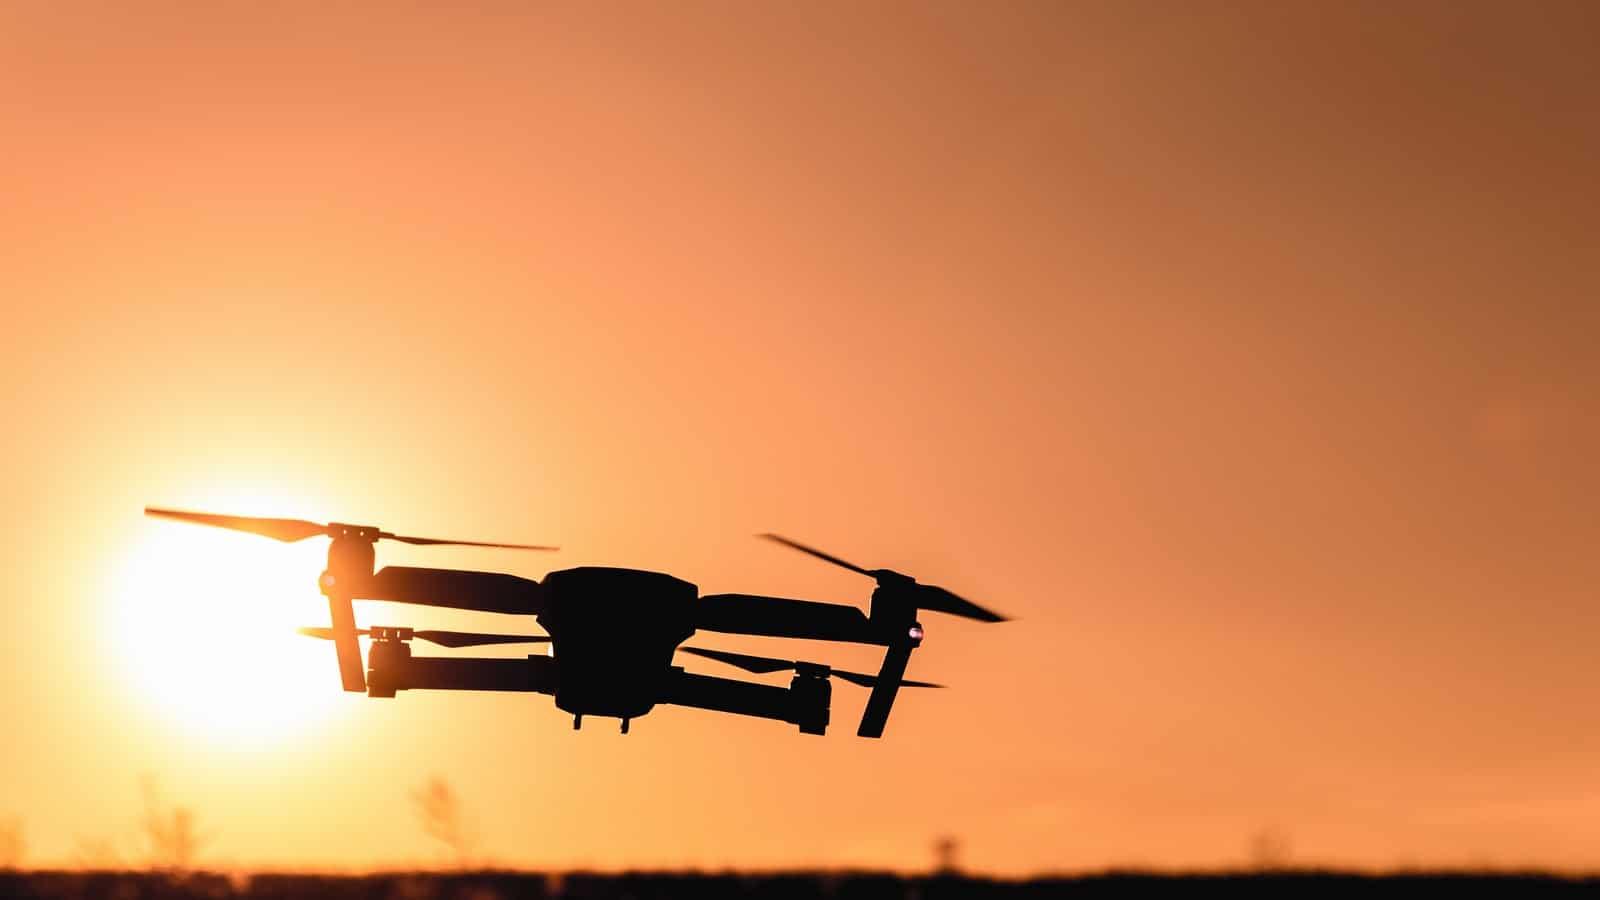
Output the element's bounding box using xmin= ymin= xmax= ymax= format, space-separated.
xmin=677 ymin=646 xmax=795 ymax=674
xmin=757 ymin=533 xmax=876 ymax=577
xmin=830 ymin=669 xmax=943 ymax=689
xmin=297 ymin=626 xmax=551 ymax=648
xmin=146 ymin=507 xmax=328 ymax=542
xmin=913 ymin=584 xmax=1007 ymax=623
xmin=147 ymin=506 xmax=555 ymax=551
xmin=381 ymin=532 xmax=558 ymax=551
xmin=412 ymin=630 xmax=551 ymax=648
xmin=758 ymin=532 xmax=1007 ymax=622
xmin=678 ymin=646 xmax=942 ymax=688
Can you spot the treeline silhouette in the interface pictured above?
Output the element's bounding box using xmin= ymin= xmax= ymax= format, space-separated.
xmin=3 ymin=869 xmax=1598 ymax=899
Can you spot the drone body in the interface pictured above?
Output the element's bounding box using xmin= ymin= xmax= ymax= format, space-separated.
xmin=541 ymin=567 xmax=696 ymax=724
xmin=144 ymin=507 xmax=1005 ymax=738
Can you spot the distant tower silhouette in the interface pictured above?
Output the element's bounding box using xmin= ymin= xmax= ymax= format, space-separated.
xmin=1248 ymin=826 xmax=1292 ymax=871
xmin=933 ymin=835 xmax=961 ymax=876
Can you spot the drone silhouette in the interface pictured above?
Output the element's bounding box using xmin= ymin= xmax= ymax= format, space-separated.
xmin=143 ymin=507 xmax=1006 ymax=738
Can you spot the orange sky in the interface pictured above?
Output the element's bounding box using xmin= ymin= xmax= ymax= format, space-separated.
xmin=2 ymin=0 xmax=1598 ymax=875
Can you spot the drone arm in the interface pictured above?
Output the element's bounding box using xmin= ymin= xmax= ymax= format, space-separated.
xmin=660 ymin=668 xmax=804 ymax=727
xmin=378 ymin=654 xmax=559 ymax=694
xmin=359 ymin=566 xmax=543 ymax=615
xmin=696 ymin=593 xmax=883 ymax=645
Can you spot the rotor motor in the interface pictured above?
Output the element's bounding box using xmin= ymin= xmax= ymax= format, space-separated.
xmin=789 ymin=665 xmax=832 ymax=735
xmin=322 ymin=529 xmax=377 ymax=590
xmin=366 ymin=632 xmax=412 ymax=699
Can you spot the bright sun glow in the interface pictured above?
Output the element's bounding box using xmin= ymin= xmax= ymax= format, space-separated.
xmin=107 ymin=504 xmax=347 ymax=746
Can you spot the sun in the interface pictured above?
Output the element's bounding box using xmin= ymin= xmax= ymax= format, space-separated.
xmin=107 ymin=507 xmax=347 ymax=745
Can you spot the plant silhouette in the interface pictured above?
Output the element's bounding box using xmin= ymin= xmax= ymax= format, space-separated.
xmin=71 ymin=834 xmax=124 ymax=870
xmin=0 ymin=816 xmax=22 ymax=870
xmin=139 ymin=776 xmax=212 ymax=875
xmin=411 ymin=776 xmax=478 ymax=869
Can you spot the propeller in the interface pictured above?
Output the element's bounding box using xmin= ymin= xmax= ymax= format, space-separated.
xmin=678 ymin=646 xmax=942 ymax=689
xmin=145 ymin=507 xmax=558 ymax=550
xmin=297 ymin=626 xmax=552 ymax=648
xmin=757 ymin=533 xmax=1006 ymax=622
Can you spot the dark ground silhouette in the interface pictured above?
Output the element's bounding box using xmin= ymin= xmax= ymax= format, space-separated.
xmin=5 ymin=870 xmax=1599 ymax=900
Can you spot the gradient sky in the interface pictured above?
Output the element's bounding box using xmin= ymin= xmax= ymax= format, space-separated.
xmin=2 ymin=0 xmax=1597 ymax=875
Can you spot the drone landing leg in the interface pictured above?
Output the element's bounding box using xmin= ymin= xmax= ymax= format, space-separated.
xmin=322 ymin=535 xmax=374 ymax=693
xmin=327 ymin=591 xmax=366 ymax=692
xmin=857 ymin=640 xmax=913 ymax=738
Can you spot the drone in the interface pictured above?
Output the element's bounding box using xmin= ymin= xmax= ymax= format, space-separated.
xmin=143 ymin=507 xmax=1006 ymax=738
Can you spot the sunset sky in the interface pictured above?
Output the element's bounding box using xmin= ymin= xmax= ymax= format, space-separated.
xmin=2 ymin=0 xmax=1597 ymax=875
